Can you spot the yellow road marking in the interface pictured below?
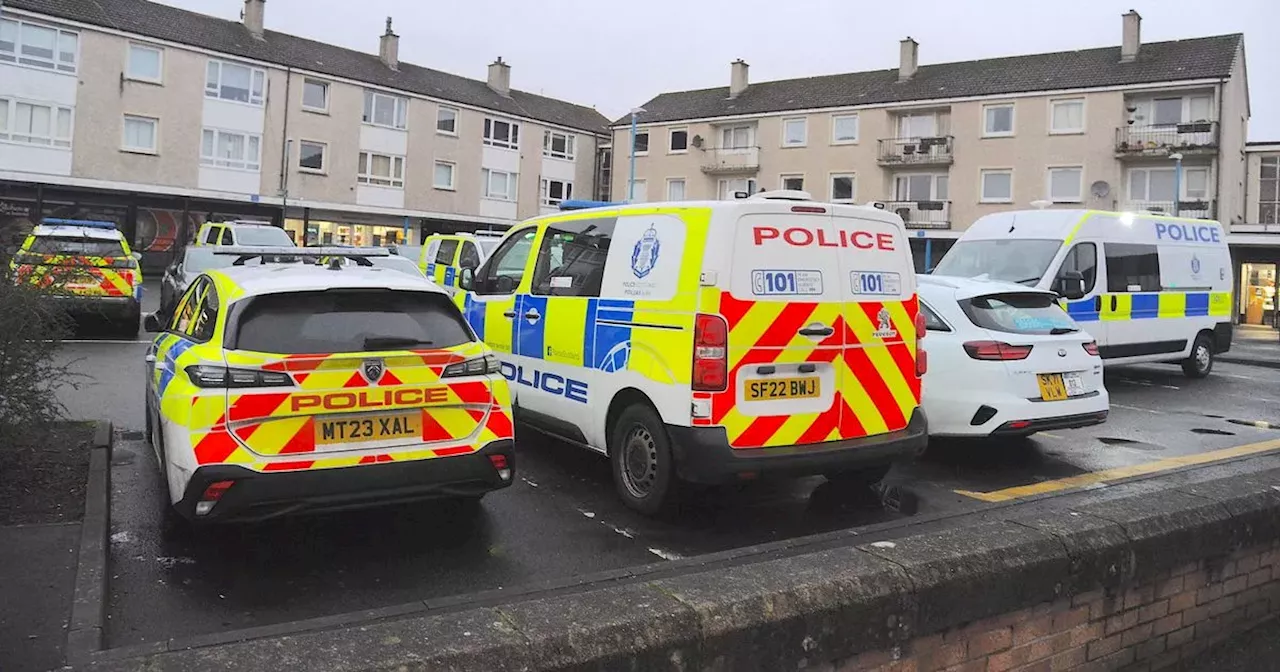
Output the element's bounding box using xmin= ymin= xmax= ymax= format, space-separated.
xmin=956 ymin=438 xmax=1280 ymax=503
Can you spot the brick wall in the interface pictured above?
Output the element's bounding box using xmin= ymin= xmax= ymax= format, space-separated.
xmin=835 ymin=540 xmax=1280 ymax=672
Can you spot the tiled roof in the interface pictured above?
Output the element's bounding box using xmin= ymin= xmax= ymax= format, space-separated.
xmin=8 ymin=0 xmax=612 ymax=134
xmin=614 ymin=34 xmax=1243 ymax=126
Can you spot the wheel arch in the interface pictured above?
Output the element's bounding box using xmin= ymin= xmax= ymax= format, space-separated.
xmin=604 ymin=387 xmax=660 ymax=456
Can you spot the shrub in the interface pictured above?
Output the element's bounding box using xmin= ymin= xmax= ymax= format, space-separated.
xmin=0 ymin=259 xmax=80 ymax=444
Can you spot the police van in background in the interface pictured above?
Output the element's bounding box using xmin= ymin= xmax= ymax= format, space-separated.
xmin=454 ymin=191 xmax=928 ymax=515
xmin=933 ymin=208 xmax=1232 ymax=378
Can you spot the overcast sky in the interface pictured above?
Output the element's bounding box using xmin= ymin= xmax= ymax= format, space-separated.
xmin=163 ymin=0 xmax=1277 ymax=139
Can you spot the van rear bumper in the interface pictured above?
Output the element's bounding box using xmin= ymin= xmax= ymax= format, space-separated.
xmin=667 ymin=410 xmax=928 ymax=485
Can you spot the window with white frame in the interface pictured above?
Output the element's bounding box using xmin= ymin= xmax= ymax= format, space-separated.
xmin=1259 ymin=157 xmax=1279 ymax=225
xmin=782 ymin=118 xmax=807 ymax=147
xmin=126 ymin=44 xmax=162 ymax=82
xmin=632 ymin=131 xmax=649 ymax=154
xmin=433 ymin=160 xmax=455 ymax=189
xmin=121 ymin=115 xmax=157 ymax=153
xmin=983 ymin=104 xmax=1015 ymax=137
xmin=718 ymin=178 xmax=756 ymax=200
xmin=301 ymin=78 xmax=328 ymax=112
xmin=898 ymin=113 xmax=939 ymax=139
xmin=1184 ymin=168 xmax=1209 ymax=200
xmin=205 ymin=60 xmax=265 ymax=105
xmin=0 ymin=99 xmax=73 ymax=147
xmin=363 ymin=90 xmax=407 ymax=129
xmin=780 ymin=174 xmax=805 ymax=191
xmin=298 ymin=140 xmax=325 ymax=172
xmin=668 ymin=128 xmax=688 ymax=153
xmin=0 ymin=19 xmax=78 ymax=73
xmin=666 ymin=178 xmax=686 ymax=200
xmin=1047 ymin=167 xmax=1083 ymax=202
xmin=543 ymin=130 xmax=575 ymax=160
xmin=1143 ymin=95 xmax=1213 ymax=126
xmin=436 ymin=106 xmax=458 ymax=135
xmin=357 ymin=151 xmax=404 ymax=187
xmin=894 ymin=174 xmax=948 ymax=201
xmin=483 ymin=168 xmax=517 ymax=201
xmin=541 ymin=178 xmax=573 ymax=207
xmin=720 ymin=125 xmax=753 ymax=149
xmin=830 ymin=174 xmax=856 ymax=201
xmin=980 ymin=169 xmax=1013 ymax=202
xmin=484 ymin=118 xmax=520 ymax=149
xmin=832 ymin=114 xmax=859 ymax=143
xmin=201 ymin=128 xmax=261 ymax=171
xmin=1050 ymin=99 xmax=1085 ymax=134
xmin=1127 ymin=167 xmax=1209 ymax=203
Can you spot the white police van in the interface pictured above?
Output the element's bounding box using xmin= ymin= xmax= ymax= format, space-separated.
xmin=933 ymin=208 xmax=1233 ymax=377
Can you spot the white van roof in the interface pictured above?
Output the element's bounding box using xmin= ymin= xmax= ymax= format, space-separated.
xmin=919 ymin=273 xmax=1056 ymax=301
xmin=962 ymin=208 xmax=1221 ymax=242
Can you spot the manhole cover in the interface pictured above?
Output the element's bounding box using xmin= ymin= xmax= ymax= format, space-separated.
xmin=1191 ymin=428 xmax=1236 ymax=436
xmin=1227 ymin=419 xmax=1279 ymax=430
xmin=1098 ymin=437 xmax=1139 ymax=445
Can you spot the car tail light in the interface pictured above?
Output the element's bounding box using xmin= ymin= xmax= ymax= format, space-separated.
xmin=693 ymin=313 xmax=729 ymax=392
xmin=442 ymin=354 xmax=501 ymax=378
xmin=1083 ymin=341 xmax=1100 ymax=356
xmin=488 ymin=453 xmax=512 ymax=481
xmin=963 ymin=341 xmax=1034 ymax=361
xmin=913 ymin=310 xmax=927 ymax=377
xmin=195 ymin=480 xmax=235 ymax=516
xmin=185 ymin=365 xmax=294 ymax=388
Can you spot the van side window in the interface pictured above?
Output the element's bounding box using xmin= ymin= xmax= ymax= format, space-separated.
xmin=458 ymin=242 xmax=481 ymax=270
xmin=204 ymin=227 xmax=221 ymax=245
xmin=219 ymin=228 xmax=234 ymax=245
xmin=1058 ymin=243 xmax=1097 ymax=294
xmin=1105 ymin=243 xmax=1161 ymax=293
xmin=530 ymin=217 xmax=616 ymax=298
xmin=435 ymin=239 xmax=459 ymax=265
xmin=474 ymin=229 xmax=537 ymax=295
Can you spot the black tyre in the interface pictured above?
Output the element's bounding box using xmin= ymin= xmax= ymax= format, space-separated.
xmin=610 ymin=404 xmax=680 ymax=516
xmin=1182 ymin=333 xmax=1214 ymax=378
xmin=825 ymin=463 xmax=893 ymax=488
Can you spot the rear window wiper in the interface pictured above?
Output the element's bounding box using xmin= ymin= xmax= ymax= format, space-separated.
xmin=363 ymin=336 xmax=435 ymax=349
xmin=1049 ymin=327 xmax=1079 ymax=335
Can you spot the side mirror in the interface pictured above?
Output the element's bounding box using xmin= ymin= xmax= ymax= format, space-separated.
xmin=143 ymin=313 xmax=163 ymax=333
xmin=458 ymin=267 xmax=475 ymax=291
xmin=1054 ymin=270 xmax=1086 ymax=301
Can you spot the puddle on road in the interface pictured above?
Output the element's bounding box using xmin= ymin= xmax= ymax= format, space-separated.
xmin=1190 ymin=428 xmax=1236 ymax=436
xmin=1096 ymin=437 xmax=1164 ymax=451
xmin=1228 ymin=419 xmax=1280 ymax=430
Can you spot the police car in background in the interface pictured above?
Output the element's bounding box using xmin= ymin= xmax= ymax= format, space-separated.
xmin=456 ymin=191 xmax=928 ymax=515
xmin=933 ymin=208 xmax=1232 ymax=378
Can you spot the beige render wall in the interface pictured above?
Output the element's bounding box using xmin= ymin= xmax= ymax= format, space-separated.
xmin=405 ymin=99 xmax=483 ymax=215
xmin=72 ymin=30 xmax=204 ymax=188
xmin=1216 ymin=45 xmax=1251 ymax=226
xmin=261 ymin=71 xmax=367 ymax=206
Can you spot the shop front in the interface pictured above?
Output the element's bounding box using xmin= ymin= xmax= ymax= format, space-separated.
xmin=283 ymin=214 xmax=414 ymax=248
xmin=1239 ymin=262 xmax=1277 ymax=327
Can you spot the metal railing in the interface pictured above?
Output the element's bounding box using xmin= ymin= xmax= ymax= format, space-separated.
xmin=884 ymin=200 xmax=951 ymax=229
xmin=700 ymin=146 xmax=760 ymax=174
xmin=877 ymin=136 xmax=954 ymax=166
xmin=1123 ymin=200 xmax=1216 ymax=220
xmin=1115 ymin=122 xmax=1218 ymax=156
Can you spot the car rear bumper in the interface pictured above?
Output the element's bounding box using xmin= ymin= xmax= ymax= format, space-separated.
xmin=173 ymin=439 xmax=514 ymax=522
xmin=928 ymin=387 xmax=1110 ymax=437
xmin=989 ymin=411 xmax=1109 ymax=436
xmin=666 ymin=410 xmax=928 ymax=485
xmin=49 ymin=294 xmax=140 ymax=318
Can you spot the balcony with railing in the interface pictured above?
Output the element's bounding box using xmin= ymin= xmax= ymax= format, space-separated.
xmin=1115 ymin=122 xmax=1218 ymax=158
xmin=877 ymin=136 xmax=954 ymax=167
xmin=1122 ymin=200 xmax=1216 ymax=220
xmin=884 ymin=200 xmax=951 ymax=229
xmin=700 ymin=146 xmax=760 ymax=174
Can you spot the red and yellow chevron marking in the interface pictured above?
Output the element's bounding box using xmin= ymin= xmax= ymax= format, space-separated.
xmin=702 ymin=292 xmax=921 ymax=450
xmin=184 ymin=343 xmax=513 ymax=473
xmin=13 ymin=256 xmax=136 ymax=298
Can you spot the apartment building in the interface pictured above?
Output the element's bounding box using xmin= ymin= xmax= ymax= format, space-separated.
xmin=0 ymin=0 xmax=610 ymax=269
xmin=611 ymin=11 xmax=1249 ymax=271
xmin=1234 ymin=141 xmax=1280 ymax=328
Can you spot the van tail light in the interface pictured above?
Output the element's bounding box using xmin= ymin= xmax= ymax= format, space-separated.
xmin=1083 ymin=341 xmax=1100 ymax=356
xmin=693 ymin=313 xmax=729 ymax=392
xmin=964 ymin=341 xmax=1034 ymax=361
xmin=185 ymin=365 xmax=294 ymax=388
xmin=913 ymin=310 xmax=927 ymax=377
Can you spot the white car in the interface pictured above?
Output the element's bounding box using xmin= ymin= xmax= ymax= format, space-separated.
xmin=918 ymin=275 xmax=1109 ymax=437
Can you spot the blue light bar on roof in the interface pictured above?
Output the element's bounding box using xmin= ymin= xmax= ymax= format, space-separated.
xmin=558 ymin=200 xmax=625 ymax=211
xmin=42 ymin=218 xmax=118 ymax=230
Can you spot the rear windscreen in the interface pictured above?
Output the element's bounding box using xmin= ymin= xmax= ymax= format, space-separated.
xmin=28 ymin=236 xmax=125 ymax=257
xmin=233 ymin=290 xmax=473 ymax=354
xmin=235 ymin=227 xmax=293 ymax=246
xmin=961 ymin=293 xmax=1080 ymax=335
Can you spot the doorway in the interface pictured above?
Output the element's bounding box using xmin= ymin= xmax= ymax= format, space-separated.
xmin=1239 ymin=262 xmax=1277 ymax=327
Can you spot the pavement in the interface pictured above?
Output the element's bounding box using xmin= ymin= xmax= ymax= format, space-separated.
xmin=1220 ymin=323 xmax=1280 ymax=369
xmin=0 ymin=524 xmax=82 ymax=671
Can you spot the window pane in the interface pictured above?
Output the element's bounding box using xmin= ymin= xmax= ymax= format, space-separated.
xmin=392 ymin=157 xmax=403 ymax=179
xmin=129 ymin=45 xmax=160 ymax=79
xmin=0 ymin=100 xmax=8 ymax=131
xmin=832 ymin=176 xmax=854 ymax=200
xmin=21 ymin=24 xmax=55 ymax=60
xmin=1128 ymin=170 xmax=1148 ymax=201
xmin=936 ymin=176 xmax=949 ymax=200
xmin=372 ymin=153 xmax=391 ymax=177
xmin=1105 ymin=243 xmax=1161 ymax=293
xmin=667 ymin=179 xmax=685 ymax=200
xmin=299 ymin=142 xmax=324 ymax=170
xmin=833 ymin=115 xmax=858 ymax=141
xmin=124 ymin=117 xmax=154 ymax=149
xmin=202 ymin=129 xmax=214 ymax=156
xmin=633 ymin=132 xmax=648 ymax=153
xmin=1052 ymin=101 xmax=1083 ymax=131
xmin=373 ymin=95 xmax=394 ymax=126
xmin=985 ymin=106 xmax=1013 ymax=134
xmin=247 ymin=136 xmax=260 ymax=163
xmin=395 ymin=99 xmax=406 ymax=128
xmin=29 ymin=104 xmax=50 ymax=136
xmin=434 ymin=162 xmax=453 ymax=187
xmin=982 ymin=172 xmax=1011 ymax=200
xmin=437 ymin=108 xmax=456 ymax=133
xmin=218 ymin=132 xmax=243 ymax=160
xmin=906 ymin=174 xmax=932 ymax=200
xmin=220 ymin=63 xmax=250 ymax=102
xmin=205 ymin=61 xmax=218 ymax=91
xmin=1185 ymin=169 xmax=1208 ymax=199
xmin=56 ymin=108 xmax=71 ymax=139
xmin=1153 ymin=98 xmax=1182 ymax=125
xmin=0 ymin=20 xmax=18 ymax=56
xmin=57 ymin=31 xmax=76 ymax=66
xmin=363 ymin=92 xmax=373 ymax=122
xmin=302 ymin=80 xmax=327 ymax=109
xmin=1189 ymin=96 xmax=1211 ymax=122
xmin=1050 ymin=168 xmax=1082 ymax=201
xmin=1149 ymin=170 xmax=1176 ymax=201
xmin=551 ymin=134 xmax=567 ymax=154
xmin=784 ymin=119 xmax=805 ymax=144
xmin=251 ymin=70 xmax=264 ymax=99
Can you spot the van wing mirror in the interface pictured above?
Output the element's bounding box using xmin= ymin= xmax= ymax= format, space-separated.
xmin=1054 ymin=270 xmax=1086 ymax=301
xmin=458 ymin=267 xmax=474 ymax=292
xmin=143 ymin=312 xmax=163 ymax=333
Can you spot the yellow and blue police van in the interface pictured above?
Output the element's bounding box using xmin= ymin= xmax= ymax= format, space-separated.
xmin=420 ymin=231 xmax=504 ymax=293
xmin=10 ymin=218 xmax=143 ymax=334
xmin=455 ymin=191 xmax=928 ymax=514
xmin=142 ymin=246 xmax=515 ymax=523
xmin=932 ymin=208 xmax=1233 ymax=378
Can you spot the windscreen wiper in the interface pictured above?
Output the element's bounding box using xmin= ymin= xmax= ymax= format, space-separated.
xmin=1049 ymin=327 xmax=1079 ymax=335
xmin=363 ymin=336 xmax=434 ymax=349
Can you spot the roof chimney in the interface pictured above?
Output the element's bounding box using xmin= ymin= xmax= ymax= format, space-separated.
xmin=379 ymin=17 xmax=399 ymax=70
xmin=729 ymin=59 xmax=749 ymax=99
xmin=242 ymin=0 xmax=265 ymax=39
xmin=487 ymin=57 xmax=511 ymax=97
xmin=1121 ymin=10 xmax=1141 ymax=63
xmin=899 ymin=37 xmax=918 ymax=82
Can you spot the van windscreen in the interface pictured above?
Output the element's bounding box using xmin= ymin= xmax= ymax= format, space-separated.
xmin=932 ymin=239 xmax=1062 ymax=285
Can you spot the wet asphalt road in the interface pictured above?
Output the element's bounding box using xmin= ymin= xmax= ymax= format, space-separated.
xmin=50 ymin=308 xmax=1280 ymax=649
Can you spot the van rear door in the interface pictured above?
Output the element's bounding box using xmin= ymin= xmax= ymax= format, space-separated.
xmin=832 ymin=213 xmax=919 ymax=439
xmin=719 ymin=209 xmax=845 ymax=449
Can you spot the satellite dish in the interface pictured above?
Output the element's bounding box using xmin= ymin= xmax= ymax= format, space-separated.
xmin=1091 ymin=180 xmax=1111 ymax=198
xmin=690 ymin=134 xmax=704 ymax=148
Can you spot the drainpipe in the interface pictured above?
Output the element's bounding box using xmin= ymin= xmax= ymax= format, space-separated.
xmin=278 ymin=66 xmax=293 ymax=230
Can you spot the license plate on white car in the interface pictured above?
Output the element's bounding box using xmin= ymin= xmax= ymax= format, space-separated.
xmin=1037 ymin=372 xmax=1086 ymax=401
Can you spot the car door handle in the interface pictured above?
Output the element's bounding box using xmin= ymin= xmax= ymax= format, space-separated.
xmin=524 ymin=309 xmax=542 ymax=321
xmin=1110 ymin=296 xmax=1117 ymax=311
xmin=1093 ymin=295 xmax=1102 ymax=312
xmin=503 ymin=310 xmax=517 ymax=318
xmin=798 ymin=324 xmax=834 ymax=337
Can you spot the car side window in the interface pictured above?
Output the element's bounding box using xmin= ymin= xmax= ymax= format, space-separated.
xmin=459 ymin=242 xmax=481 ymax=270
xmin=204 ymin=227 xmax=220 ymax=245
xmin=530 ymin=217 xmax=616 ymax=298
xmin=474 ymin=228 xmax=537 ymax=296
xmin=170 ymin=277 xmax=207 ymax=334
xmin=435 ymin=239 xmax=459 ymax=265
xmin=189 ymin=283 xmax=219 ymax=343
xmin=1057 ymin=243 xmax=1098 ymax=295
xmin=921 ymin=302 xmax=951 ymax=332
xmin=1105 ymin=243 xmax=1161 ymax=293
